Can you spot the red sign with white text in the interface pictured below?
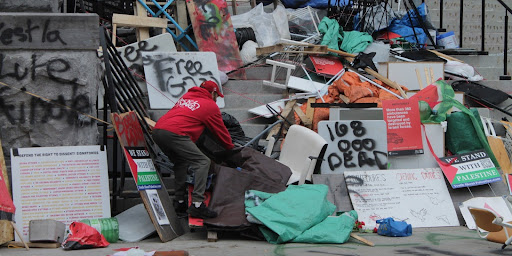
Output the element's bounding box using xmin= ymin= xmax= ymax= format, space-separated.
xmin=309 ymin=56 xmax=344 ymax=77
xmin=383 ymin=98 xmax=424 ymax=156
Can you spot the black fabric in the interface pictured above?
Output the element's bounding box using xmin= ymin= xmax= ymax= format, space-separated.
xmin=452 ymin=80 xmax=510 ymax=106
xmin=204 ymin=163 xmax=287 ymax=228
xmin=400 ymin=49 xmax=447 ymax=62
xmin=223 ymin=147 xmax=292 ymax=185
xmin=352 ymin=52 xmax=377 ymax=71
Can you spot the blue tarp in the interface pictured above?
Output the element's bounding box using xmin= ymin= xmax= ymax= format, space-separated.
xmin=281 ymin=0 xmax=349 ymax=9
xmin=388 ymin=3 xmax=429 ymax=45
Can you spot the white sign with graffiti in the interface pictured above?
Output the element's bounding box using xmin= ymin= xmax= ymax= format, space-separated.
xmin=317 ymin=120 xmax=388 ymax=174
xmin=345 ymin=168 xmax=460 ymax=228
xmin=143 ymin=52 xmax=224 ymax=109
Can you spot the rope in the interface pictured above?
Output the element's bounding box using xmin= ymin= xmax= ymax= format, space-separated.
xmin=0 ymin=81 xmax=111 ymax=125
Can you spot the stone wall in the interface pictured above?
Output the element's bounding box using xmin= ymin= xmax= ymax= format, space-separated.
xmin=0 ymin=12 xmax=101 ymax=153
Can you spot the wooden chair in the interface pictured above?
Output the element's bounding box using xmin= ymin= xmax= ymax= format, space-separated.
xmin=468 ymin=206 xmax=512 ymax=249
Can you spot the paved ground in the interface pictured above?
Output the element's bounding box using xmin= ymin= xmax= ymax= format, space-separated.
xmin=1 ymin=226 xmax=512 ymax=256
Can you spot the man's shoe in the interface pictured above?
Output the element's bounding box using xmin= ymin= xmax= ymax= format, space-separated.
xmin=173 ymin=201 xmax=188 ymax=216
xmin=187 ymin=202 xmax=217 ymax=219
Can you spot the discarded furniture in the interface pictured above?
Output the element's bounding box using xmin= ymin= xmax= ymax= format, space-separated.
xmin=468 ymin=206 xmax=512 ymax=249
xmin=269 ymin=125 xmax=327 ymax=185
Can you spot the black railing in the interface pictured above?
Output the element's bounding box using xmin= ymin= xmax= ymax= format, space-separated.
xmin=439 ymin=0 xmax=512 ymax=79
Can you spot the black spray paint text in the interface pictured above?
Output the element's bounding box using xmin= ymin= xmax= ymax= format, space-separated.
xmin=0 ymin=19 xmax=67 ymax=46
xmin=325 ymin=121 xmax=387 ymax=171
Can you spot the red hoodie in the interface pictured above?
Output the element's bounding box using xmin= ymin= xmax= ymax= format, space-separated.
xmin=154 ymin=87 xmax=234 ymax=150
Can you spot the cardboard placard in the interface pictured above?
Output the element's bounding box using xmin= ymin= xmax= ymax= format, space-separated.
xmin=10 ymin=145 xmax=110 ymax=242
xmin=142 ymin=52 xmax=224 ymax=109
xmin=309 ymin=55 xmax=344 ymax=77
xmin=345 ymin=168 xmax=460 ymax=228
xmin=439 ymin=150 xmax=501 ymax=189
xmin=111 ymin=111 xmax=184 ymax=242
xmin=317 ymin=120 xmax=388 ymax=174
xmin=382 ymin=98 xmax=424 ymax=156
xmin=387 ymin=62 xmax=444 ymax=90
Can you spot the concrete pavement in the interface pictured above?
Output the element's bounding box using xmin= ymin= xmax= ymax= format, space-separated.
xmin=1 ymin=226 xmax=510 ymax=256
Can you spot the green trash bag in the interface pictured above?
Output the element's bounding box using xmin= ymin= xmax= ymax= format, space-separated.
xmin=421 ymin=80 xmax=499 ymax=167
xmin=245 ymin=184 xmax=336 ymax=244
xmin=446 ymin=109 xmax=485 ymax=154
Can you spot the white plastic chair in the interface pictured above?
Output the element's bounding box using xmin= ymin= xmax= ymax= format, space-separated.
xmin=468 ymin=206 xmax=512 ymax=249
xmin=267 ymin=125 xmax=327 ymax=185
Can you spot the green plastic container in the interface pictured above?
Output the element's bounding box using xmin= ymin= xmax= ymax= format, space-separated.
xmin=80 ymin=217 xmax=119 ymax=243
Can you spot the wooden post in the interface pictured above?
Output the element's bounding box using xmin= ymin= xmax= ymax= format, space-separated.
xmin=135 ymin=2 xmax=151 ymax=42
xmin=305 ymin=97 xmax=316 ymax=129
xmin=11 ymin=222 xmax=29 ymax=250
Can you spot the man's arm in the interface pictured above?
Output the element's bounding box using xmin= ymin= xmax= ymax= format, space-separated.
xmin=205 ymin=108 xmax=234 ymax=150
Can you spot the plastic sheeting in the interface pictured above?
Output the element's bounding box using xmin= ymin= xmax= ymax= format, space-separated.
xmin=245 ymin=184 xmax=355 ymax=244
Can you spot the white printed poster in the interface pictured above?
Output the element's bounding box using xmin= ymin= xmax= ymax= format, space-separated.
xmin=318 ymin=120 xmax=388 ymax=174
xmin=345 ymin=168 xmax=460 ymax=228
xmin=11 ymin=145 xmax=110 ymax=242
xmin=146 ymin=189 xmax=170 ymax=225
xmin=143 ymin=52 xmax=224 ymax=109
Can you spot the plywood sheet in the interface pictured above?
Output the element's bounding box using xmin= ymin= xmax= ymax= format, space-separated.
xmin=387 ymin=62 xmax=444 ymax=91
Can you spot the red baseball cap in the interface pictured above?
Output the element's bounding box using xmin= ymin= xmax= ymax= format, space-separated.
xmin=200 ymin=80 xmax=224 ymax=98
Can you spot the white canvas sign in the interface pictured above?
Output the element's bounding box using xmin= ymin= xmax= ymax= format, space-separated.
xmin=143 ymin=52 xmax=224 ymax=109
xmin=117 ymin=33 xmax=177 ymax=94
xmin=387 ymin=62 xmax=444 ymax=90
xmin=317 ymin=120 xmax=388 ymax=174
xmin=345 ymin=168 xmax=460 ymax=228
xmin=11 ymin=145 xmax=110 ymax=242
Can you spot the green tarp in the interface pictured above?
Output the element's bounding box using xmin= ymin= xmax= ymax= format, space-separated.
xmin=245 ymin=184 xmax=357 ymax=244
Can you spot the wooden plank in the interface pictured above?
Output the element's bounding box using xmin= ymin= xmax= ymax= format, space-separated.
xmin=0 ymin=138 xmax=13 ymax=244
xmin=350 ymin=233 xmax=374 ymax=247
xmin=305 ymin=97 xmax=316 ymax=129
xmin=266 ymin=100 xmax=296 ymax=140
xmin=293 ymin=105 xmax=310 ymax=127
xmin=112 ymin=13 xmax=168 ymax=28
xmin=111 ymin=112 xmax=184 ymax=242
xmin=0 ymin=13 xmax=99 ymax=50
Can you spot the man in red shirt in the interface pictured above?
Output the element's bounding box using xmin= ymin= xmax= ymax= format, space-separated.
xmin=153 ymin=80 xmax=234 ymax=219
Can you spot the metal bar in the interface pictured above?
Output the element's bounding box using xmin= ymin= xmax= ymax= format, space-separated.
xmin=440 ymin=0 xmax=444 ymax=29
xmin=99 ymin=27 xmax=118 ymax=113
xmin=138 ymin=0 xmax=199 ymax=50
xmin=482 ymin=0 xmax=485 ymax=52
xmin=459 ymin=0 xmax=463 ymax=48
xmin=496 ymin=0 xmax=512 ymax=14
xmin=505 ymin=12 xmax=509 ymax=76
xmin=406 ymin=0 xmax=438 ymax=48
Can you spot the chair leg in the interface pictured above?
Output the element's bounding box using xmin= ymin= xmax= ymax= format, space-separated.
xmin=502 ymin=244 xmax=507 ymax=250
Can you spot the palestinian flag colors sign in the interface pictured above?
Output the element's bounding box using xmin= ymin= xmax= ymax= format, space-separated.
xmin=439 ymin=150 xmax=501 ymax=188
xmin=124 ymin=147 xmax=162 ymax=190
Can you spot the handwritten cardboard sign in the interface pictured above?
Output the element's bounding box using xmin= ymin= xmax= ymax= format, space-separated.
xmin=317 ymin=120 xmax=388 ymax=174
xmin=143 ymin=52 xmax=224 ymax=109
xmin=382 ymin=98 xmax=424 ymax=156
xmin=345 ymin=168 xmax=460 ymax=228
xmin=439 ymin=150 xmax=501 ymax=188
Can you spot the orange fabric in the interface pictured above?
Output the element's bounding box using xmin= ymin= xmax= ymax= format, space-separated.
xmin=294 ymin=71 xmax=408 ymax=130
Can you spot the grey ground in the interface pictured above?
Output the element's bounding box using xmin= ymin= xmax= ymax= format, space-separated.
xmin=1 ymin=226 xmax=511 ymax=256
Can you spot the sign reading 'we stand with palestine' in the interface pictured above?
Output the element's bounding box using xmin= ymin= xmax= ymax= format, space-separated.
xmin=439 ymin=150 xmax=501 ymax=188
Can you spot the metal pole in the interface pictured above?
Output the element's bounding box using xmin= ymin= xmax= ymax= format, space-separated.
xmin=459 ymin=0 xmax=464 ymax=48
xmin=504 ymin=12 xmax=508 ymax=76
xmin=440 ymin=0 xmax=444 ymax=29
xmin=482 ymin=0 xmax=485 ymax=52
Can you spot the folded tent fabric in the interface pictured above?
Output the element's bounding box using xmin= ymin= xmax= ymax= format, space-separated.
xmin=292 ymin=211 xmax=357 ymax=243
xmin=318 ymin=17 xmax=343 ymax=52
xmin=245 ymin=184 xmax=336 ymax=244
